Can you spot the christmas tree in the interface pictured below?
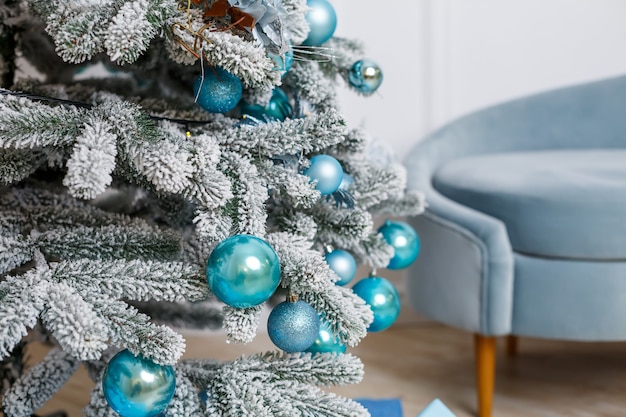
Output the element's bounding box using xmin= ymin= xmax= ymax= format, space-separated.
xmin=0 ymin=0 xmax=424 ymax=415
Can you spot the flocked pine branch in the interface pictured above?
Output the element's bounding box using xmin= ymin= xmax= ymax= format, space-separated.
xmin=51 ymin=259 xmax=208 ymax=303
xmin=178 ymin=351 xmax=366 ymax=416
xmin=2 ymin=348 xmax=79 ymax=417
xmin=0 ymin=258 xmax=52 ymax=361
xmin=284 ymin=60 xmax=338 ymax=111
xmin=40 ymin=281 xmax=109 ymax=360
xmin=280 ymin=0 xmax=309 ymax=44
xmin=369 ymin=189 xmax=427 ymax=218
xmin=223 ymin=305 xmax=262 ymax=344
xmin=300 ymin=285 xmax=373 ymax=347
xmin=28 ymin=0 xmax=177 ymax=64
xmin=215 ymin=109 xmax=348 ymax=158
xmin=90 ymin=299 xmax=185 ymax=365
xmin=0 ymin=149 xmax=46 ymax=185
xmin=166 ymin=8 xmax=281 ymax=91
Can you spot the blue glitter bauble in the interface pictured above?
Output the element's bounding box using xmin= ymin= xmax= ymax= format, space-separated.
xmin=193 ymin=68 xmax=242 ymax=113
xmin=352 ymin=277 xmax=400 ymax=332
xmin=304 ymin=154 xmax=343 ymax=195
xmin=302 ymin=0 xmax=337 ymax=46
xmin=240 ymin=88 xmax=293 ymax=122
xmin=268 ymin=300 xmax=320 ymax=352
xmin=378 ymin=220 xmax=420 ymax=270
xmin=325 ymin=249 xmax=357 ymax=286
xmin=348 ymin=59 xmax=383 ymax=95
xmin=206 ymin=235 xmax=281 ymax=308
xmin=305 ymin=319 xmax=346 ymax=354
xmin=102 ymin=349 xmax=176 ymax=417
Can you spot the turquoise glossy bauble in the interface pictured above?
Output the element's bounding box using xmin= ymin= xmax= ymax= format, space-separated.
xmin=304 ymin=154 xmax=343 ymax=195
xmin=102 ymin=349 xmax=176 ymax=417
xmin=305 ymin=319 xmax=346 ymax=354
xmin=302 ymin=0 xmax=337 ymax=46
xmin=240 ymin=88 xmax=293 ymax=122
xmin=378 ymin=220 xmax=420 ymax=269
xmin=349 ymin=59 xmax=383 ymax=95
xmin=193 ymin=68 xmax=242 ymax=113
xmin=352 ymin=277 xmax=400 ymax=332
xmin=206 ymin=235 xmax=281 ymax=308
xmin=268 ymin=300 xmax=320 ymax=352
xmin=325 ymin=249 xmax=357 ymax=286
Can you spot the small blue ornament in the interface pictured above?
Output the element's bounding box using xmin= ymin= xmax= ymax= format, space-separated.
xmin=304 ymin=154 xmax=343 ymax=195
xmin=268 ymin=299 xmax=320 ymax=352
xmin=325 ymin=249 xmax=357 ymax=286
xmin=305 ymin=319 xmax=346 ymax=354
xmin=302 ymin=0 xmax=337 ymax=46
xmin=378 ymin=220 xmax=420 ymax=269
xmin=352 ymin=277 xmax=400 ymax=332
xmin=206 ymin=235 xmax=281 ymax=308
xmin=348 ymin=59 xmax=383 ymax=95
xmin=240 ymin=88 xmax=293 ymax=122
xmin=269 ymin=45 xmax=294 ymax=75
xmin=102 ymin=349 xmax=176 ymax=417
xmin=193 ymin=68 xmax=242 ymax=113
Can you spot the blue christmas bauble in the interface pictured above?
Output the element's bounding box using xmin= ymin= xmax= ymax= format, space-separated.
xmin=193 ymin=68 xmax=242 ymax=113
xmin=268 ymin=300 xmax=320 ymax=352
xmin=102 ymin=349 xmax=176 ymax=417
xmin=240 ymin=88 xmax=293 ymax=122
xmin=206 ymin=235 xmax=281 ymax=308
xmin=378 ymin=220 xmax=420 ymax=269
xmin=352 ymin=277 xmax=400 ymax=332
xmin=304 ymin=154 xmax=343 ymax=195
xmin=305 ymin=319 xmax=346 ymax=354
xmin=348 ymin=59 xmax=383 ymax=95
xmin=325 ymin=249 xmax=357 ymax=286
xmin=302 ymin=0 xmax=337 ymax=46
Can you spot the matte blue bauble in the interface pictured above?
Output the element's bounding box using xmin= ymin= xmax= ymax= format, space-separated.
xmin=102 ymin=349 xmax=176 ymax=417
xmin=206 ymin=235 xmax=281 ymax=308
xmin=268 ymin=300 xmax=320 ymax=352
xmin=304 ymin=154 xmax=343 ymax=195
xmin=305 ymin=319 xmax=346 ymax=354
xmin=193 ymin=68 xmax=242 ymax=113
xmin=302 ymin=0 xmax=337 ymax=46
xmin=325 ymin=249 xmax=357 ymax=286
xmin=352 ymin=277 xmax=400 ymax=332
xmin=240 ymin=88 xmax=293 ymax=122
xmin=378 ymin=220 xmax=420 ymax=269
xmin=348 ymin=59 xmax=383 ymax=95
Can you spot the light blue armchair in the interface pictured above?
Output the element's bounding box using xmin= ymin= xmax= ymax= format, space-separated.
xmin=404 ymin=75 xmax=626 ymax=417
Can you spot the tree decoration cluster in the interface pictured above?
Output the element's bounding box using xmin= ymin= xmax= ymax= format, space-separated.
xmin=0 ymin=0 xmax=425 ymax=415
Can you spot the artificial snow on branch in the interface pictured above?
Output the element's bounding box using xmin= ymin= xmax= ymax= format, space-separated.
xmin=2 ymin=348 xmax=79 ymax=417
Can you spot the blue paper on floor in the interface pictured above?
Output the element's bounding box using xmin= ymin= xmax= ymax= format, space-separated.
xmin=416 ymin=399 xmax=457 ymax=417
xmin=355 ymin=398 xmax=403 ymax=417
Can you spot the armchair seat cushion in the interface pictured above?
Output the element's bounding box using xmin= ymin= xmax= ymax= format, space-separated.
xmin=433 ymin=149 xmax=626 ymax=260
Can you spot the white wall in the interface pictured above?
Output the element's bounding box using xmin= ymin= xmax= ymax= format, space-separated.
xmin=334 ymin=0 xmax=626 ymax=157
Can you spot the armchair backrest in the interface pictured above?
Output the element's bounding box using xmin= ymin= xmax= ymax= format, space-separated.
xmin=406 ymin=75 xmax=626 ymax=188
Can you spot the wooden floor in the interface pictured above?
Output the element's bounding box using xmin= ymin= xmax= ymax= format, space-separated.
xmin=32 ymin=321 xmax=626 ymax=417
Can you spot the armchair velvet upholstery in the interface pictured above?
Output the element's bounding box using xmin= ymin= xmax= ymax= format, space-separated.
xmin=403 ymin=75 xmax=626 ymax=417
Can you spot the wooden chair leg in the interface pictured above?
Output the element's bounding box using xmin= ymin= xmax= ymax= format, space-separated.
xmin=506 ymin=335 xmax=518 ymax=357
xmin=474 ymin=334 xmax=496 ymax=417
